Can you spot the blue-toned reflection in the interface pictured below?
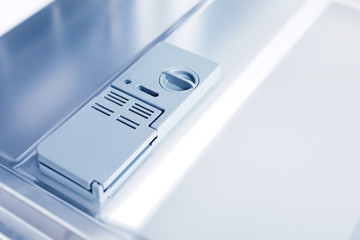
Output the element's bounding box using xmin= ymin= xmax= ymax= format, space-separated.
xmin=0 ymin=0 xmax=199 ymax=161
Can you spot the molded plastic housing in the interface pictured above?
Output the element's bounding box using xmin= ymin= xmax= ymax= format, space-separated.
xmin=37 ymin=42 xmax=220 ymax=201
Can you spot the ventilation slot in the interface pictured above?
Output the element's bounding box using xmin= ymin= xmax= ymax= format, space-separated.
xmin=105 ymin=95 xmax=123 ymax=106
xmin=129 ymin=102 xmax=156 ymax=119
xmin=134 ymin=103 xmax=154 ymax=113
xmin=110 ymin=87 xmax=130 ymax=101
xmin=116 ymin=115 xmax=139 ymax=129
xmin=91 ymin=103 xmax=113 ymax=116
xmin=105 ymin=91 xmax=128 ymax=106
xmin=137 ymin=85 xmax=159 ymax=97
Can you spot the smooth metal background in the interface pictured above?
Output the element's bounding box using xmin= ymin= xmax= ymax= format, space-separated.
xmin=0 ymin=0 xmax=201 ymax=161
xmin=142 ymin=2 xmax=360 ymax=239
xmin=0 ymin=0 xmax=202 ymax=238
xmin=103 ymin=0 xmax=303 ymax=228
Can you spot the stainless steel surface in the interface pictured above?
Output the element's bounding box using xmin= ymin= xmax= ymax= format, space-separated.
xmin=0 ymin=166 xmax=142 ymax=240
xmin=166 ymin=0 xmax=302 ymax=81
xmin=103 ymin=0 xmax=303 ymax=227
xmin=0 ymin=0 xmax=53 ymax=36
xmin=3 ymin=0 xmax=360 ymax=238
xmin=0 ymin=0 xmax=205 ymax=238
xmin=0 ymin=0 xmax=201 ymax=161
xmin=142 ymin=2 xmax=360 ymax=239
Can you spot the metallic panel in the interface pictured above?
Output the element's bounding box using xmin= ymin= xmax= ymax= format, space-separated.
xmin=143 ymin=2 xmax=360 ymax=240
xmin=0 ymin=0 xmax=202 ymax=161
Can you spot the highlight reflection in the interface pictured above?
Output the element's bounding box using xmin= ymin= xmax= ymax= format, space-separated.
xmin=0 ymin=0 xmax=199 ymax=161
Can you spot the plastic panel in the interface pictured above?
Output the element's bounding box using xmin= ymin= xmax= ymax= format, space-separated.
xmin=37 ymin=42 xmax=220 ymax=202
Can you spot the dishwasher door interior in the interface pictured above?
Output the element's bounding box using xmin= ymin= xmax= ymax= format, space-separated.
xmin=2 ymin=0 xmax=360 ymax=240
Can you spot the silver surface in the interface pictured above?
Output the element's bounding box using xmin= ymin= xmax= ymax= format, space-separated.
xmin=0 ymin=166 xmax=141 ymax=240
xmin=102 ymin=0 xmax=302 ymax=227
xmin=0 ymin=0 xmax=201 ymax=161
xmin=143 ymin=2 xmax=360 ymax=239
xmin=166 ymin=0 xmax=302 ymax=81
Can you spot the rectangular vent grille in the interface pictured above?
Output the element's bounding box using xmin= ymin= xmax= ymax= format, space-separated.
xmin=91 ymin=103 xmax=114 ymax=116
xmin=116 ymin=115 xmax=140 ymax=129
xmin=91 ymin=87 xmax=162 ymax=129
xmin=129 ymin=103 xmax=154 ymax=119
xmin=105 ymin=90 xmax=129 ymax=106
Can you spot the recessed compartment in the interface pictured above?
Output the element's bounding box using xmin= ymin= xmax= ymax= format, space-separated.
xmin=36 ymin=42 xmax=220 ymax=202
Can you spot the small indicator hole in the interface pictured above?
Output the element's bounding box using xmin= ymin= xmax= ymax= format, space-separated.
xmin=124 ymin=79 xmax=132 ymax=84
xmin=137 ymin=85 xmax=159 ymax=97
